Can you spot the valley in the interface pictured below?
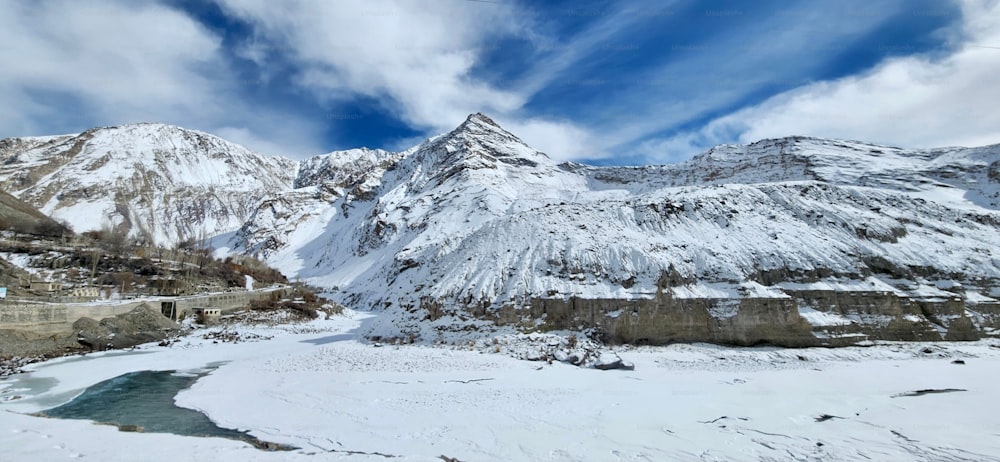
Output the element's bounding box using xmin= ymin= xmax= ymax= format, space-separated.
xmin=1 ymin=113 xmax=998 ymax=347
xmin=0 ymin=113 xmax=998 ymax=461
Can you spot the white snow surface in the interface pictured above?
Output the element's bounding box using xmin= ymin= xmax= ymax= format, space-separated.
xmin=3 ymin=114 xmax=999 ymax=314
xmin=225 ymin=115 xmax=1000 ymax=314
xmin=0 ymin=123 xmax=297 ymax=246
xmin=2 ymin=312 xmax=999 ymax=461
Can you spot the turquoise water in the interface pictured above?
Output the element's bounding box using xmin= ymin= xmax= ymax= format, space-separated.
xmin=40 ymin=370 xmax=290 ymax=449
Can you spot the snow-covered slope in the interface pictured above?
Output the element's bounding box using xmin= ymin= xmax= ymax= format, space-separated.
xmin=230 ymin=115 xmax=1000 ymax=334
xmin=231 ymin=114 xmax=590 ymax=295
xmin=0 ymin=123 xmax=297 ymax=246
xmin=3 ymin=115 xmax=997 ymax=344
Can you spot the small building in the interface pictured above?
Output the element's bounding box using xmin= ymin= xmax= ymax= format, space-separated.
xmin=29 ymin=280 xmax=63 ymax=292
xmin=67 ymin=285 xmax=101 ymax=299
xmin=193 ymin=307 xmax=222 ymax=325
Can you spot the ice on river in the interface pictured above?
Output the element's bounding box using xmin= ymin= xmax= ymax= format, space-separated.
xmin=2 ymin=310 xmax=999 ymax=461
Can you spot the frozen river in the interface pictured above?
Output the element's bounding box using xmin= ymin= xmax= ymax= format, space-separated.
xmin=2 ymin=310 xmax=999 ymax=461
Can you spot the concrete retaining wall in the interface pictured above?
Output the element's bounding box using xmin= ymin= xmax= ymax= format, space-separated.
xmin=0 ymin=288 xmax=286 ymax=331
xmin=161 ymin=289 xmax=283 ymax=321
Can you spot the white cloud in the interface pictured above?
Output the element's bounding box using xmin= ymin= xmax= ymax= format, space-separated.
xmin=499 ymin=117 xmax=600 ymax=162
xmin=214 ymin=0 xmax=605 ymax=159
xmin=641 ymin=0 xmax=1000 ymax=163
xmin=0 ymin=0 xmax=327 ymax=158
xmin=0 ymin=1 xmax=222 ymax=129
xmin=213 ymin=124 xmax=323 ymax=159
xmin=216 ymin=0 xmax=527 ymax=132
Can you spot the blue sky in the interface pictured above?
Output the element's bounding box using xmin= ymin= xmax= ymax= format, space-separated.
xmin=2 ymin=0 xmax=999 ymax=164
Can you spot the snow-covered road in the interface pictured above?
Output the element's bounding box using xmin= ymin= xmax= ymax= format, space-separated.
xmin=2 ymin=311 xmax=998 ymax=461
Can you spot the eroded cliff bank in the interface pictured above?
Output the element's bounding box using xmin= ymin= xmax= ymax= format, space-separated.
xmin=424 ymin=283 xmax=999 ymax=347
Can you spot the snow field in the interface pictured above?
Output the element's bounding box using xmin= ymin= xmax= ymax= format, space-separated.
xmin=2 ymin=311 xmax=999 ymax=461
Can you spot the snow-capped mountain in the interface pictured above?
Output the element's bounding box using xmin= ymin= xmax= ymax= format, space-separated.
xmin=0 ymin=123 xmax=297 ymax=246
xmin=3 ymin=114 xmax=998 ymax=345
xmin=226 ymin=114 xmax=1000 ymax=344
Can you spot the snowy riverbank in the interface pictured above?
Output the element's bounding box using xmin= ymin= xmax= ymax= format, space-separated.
xmin=2 ymin=310 xmax=999 ymax=461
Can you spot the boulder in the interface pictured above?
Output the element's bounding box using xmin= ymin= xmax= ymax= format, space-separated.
xmin=593 ymin=353 xmax=635 ymax=371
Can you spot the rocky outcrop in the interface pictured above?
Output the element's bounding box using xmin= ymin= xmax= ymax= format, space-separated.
xmin=467 ymin=294 xmax=813 ymax=347
xmin=421 ymin=285 xmax=999 ymax=347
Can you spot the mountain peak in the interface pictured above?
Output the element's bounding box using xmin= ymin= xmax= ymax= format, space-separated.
xmin=464 ymin=112 xmax=501 ymax=127
xmin=420 ymin=113 xmax=553 ymax=169
xmin=453 ymin=112 xmax=510 ymax=137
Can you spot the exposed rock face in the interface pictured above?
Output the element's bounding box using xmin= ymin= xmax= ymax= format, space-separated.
xmin=420 ymin=288 xmax=997 ymax=347
xmin=526 ymin=295 xmax=816 ymax=347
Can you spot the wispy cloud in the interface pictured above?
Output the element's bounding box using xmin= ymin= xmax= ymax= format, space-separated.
xmin=510 ymin=0 xmax=916 ymax=162
xmin=215 ymin=0 xmax=527 ymax=130
xmin=0 ymin=0 xmax=988 ymax=165
xmin=0 ymin=0 xmax=327 ymax=157
xmin=212 ymin=0 xmax=612 ymax=159
xmin=0 ymin=1 xmax=221 ymax=132
xmin=636 ymin=0 xmax=1000 ymax=162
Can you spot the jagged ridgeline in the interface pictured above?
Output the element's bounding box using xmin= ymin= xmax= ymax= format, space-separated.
xmin=0 ymin=124 xmax=297 ymax=247
xmin=2 ymin=114 xmax=999 ymax=345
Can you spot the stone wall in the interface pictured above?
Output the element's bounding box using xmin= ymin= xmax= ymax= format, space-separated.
xmin=0 ymin=303 xmax=70 ymax=325
xmin=0 ymin=301 xmax=143 ymax=334
xmin=162 ymin=289 xmax=283 ymax=321
xmin=0 ymin=288 xmax=285 ymax=332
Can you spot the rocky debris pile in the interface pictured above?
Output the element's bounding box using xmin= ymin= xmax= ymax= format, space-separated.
xmin=201 ymin=329 xmax=273 ymax=344
xmin=0 ymin=329 xmax=80 ymax=362
xmin=206 ymin=292 xmax=344 ymax=334
xmin=477 ymin=332 xmax=635 ymax=370
xmin=1 ymin=355 xmax=42 ymax=377
xmin=222 ymin=307 xmax=314 ymax=327
xmin=74 ymin=304 xmax=181 ymax=351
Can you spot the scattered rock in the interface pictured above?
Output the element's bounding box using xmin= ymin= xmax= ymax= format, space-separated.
xmin=892 ymin=388 xmax=967 ymax=398
xmin=201 ymin=330 xmax=272 ymax=344
xmin=815 ymin=414 xmax=842 ymax=422
xmin=951 ymin=359 xmax=965 ymax=365
xmin=594 ymin=353 xmax=635 ymax=371
xmin=1 ymin=356 xmax=38 ymax=377
xmin=698 ymin=416 xmax=729 ymax=424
